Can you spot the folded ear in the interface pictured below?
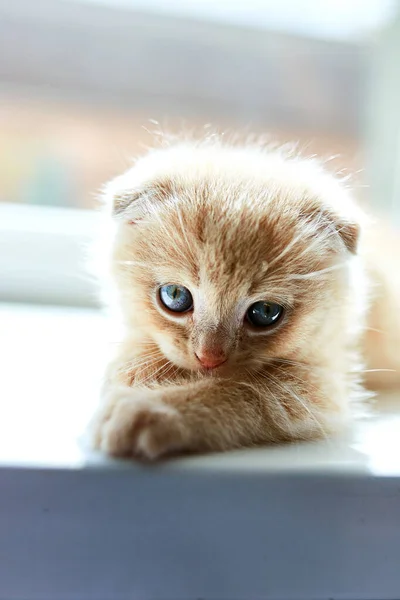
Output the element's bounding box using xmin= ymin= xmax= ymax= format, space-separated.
xmin=333 ymin=218 xmax=360 ymax=254
xmin=112 ymin=189 xmax=143 ymax=217
xmin=104 ymin=170 xmax=174 ymax=222
xmin=288 ymin=158 xmax=365 ymax=255
xmin=300 ymin=201 xmax=361 ymax=255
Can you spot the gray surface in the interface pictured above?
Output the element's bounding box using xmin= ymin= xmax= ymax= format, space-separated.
xmin=1 ymin=303 xmax=400 ymax=600
xmin=1 ymin=468 xmax=400 ymax=600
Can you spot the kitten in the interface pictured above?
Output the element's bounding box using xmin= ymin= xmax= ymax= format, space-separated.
xmin=90 ymin=139 xmax=388 ymax=460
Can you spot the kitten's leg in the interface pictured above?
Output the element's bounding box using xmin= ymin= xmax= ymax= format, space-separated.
xmin=92 ymin=373 xmax=344 ymax=459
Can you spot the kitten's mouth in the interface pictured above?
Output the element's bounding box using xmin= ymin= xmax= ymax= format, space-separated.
xmin=196 ymin=361 xmax=233 ymax=378
xmin=195 ymin=353 xmax=227 ymax=370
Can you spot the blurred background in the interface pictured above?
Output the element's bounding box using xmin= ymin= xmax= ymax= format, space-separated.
xmin=0 ymin=0 xmax=399 ymax=306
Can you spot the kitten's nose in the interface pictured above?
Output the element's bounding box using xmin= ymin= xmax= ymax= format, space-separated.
xmin=195 ymin=351 xmax=227 ymax=369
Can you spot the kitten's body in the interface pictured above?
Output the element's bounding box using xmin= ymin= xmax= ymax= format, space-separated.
xmin=363 ymin=225 xmax=400 ymax=389
xmin=91 ymin=140 xmax=398 ymax=459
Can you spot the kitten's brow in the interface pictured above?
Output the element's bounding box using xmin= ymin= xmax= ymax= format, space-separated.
xmin=266 ymin=228 xmax=307 ymax=270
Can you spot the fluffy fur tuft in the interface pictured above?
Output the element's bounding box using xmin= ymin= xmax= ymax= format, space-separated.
xmin=90 ymin=137 xmax=395 ymax=460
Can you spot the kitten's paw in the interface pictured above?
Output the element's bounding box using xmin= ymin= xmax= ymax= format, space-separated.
xmin=92 ymin=391 xmax=187 ymax=460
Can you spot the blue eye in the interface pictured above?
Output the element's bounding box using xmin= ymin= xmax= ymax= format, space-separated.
xmin=246 ymin=301 xmax=284 ymax=328
xmin=159 ymin=284 xmax=193 ymax=313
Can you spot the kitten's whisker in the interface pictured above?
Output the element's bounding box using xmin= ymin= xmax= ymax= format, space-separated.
xmin=149 ymin=357 xmax=182 ymax=384
xmin=294 ymin=227 xmax=336 ymax=260
xmin=118 ymin=356 xmax=160 ymax=373
xmin=361 ymin=368 xmax=397 ymax=373
xmin=129 ymin=347 xmax=161 ymax=355
xmin=265 ymin=371 xmax=329 ymax=441
xmin=160 ymin=361 xmax=179 ymax=383
xmin=287 ymin=262 xmax=346 ymax=281
xmin=272 ymin=358 xmax=397 ymax=379
xmin=119 ymin=351 xmax=163 ymax=373
xmin=237 ymin=377 xmax=263 ymax=398
xmin=248 ymin=370 xmax=298 ymax=436
xmin=116 ymin=260 xmax=150 ymax=269
xmin=272 ymin=365 xmax=321 ymax=395
xmin=132 ymin=353 xmax=164 ymax=367
xmin=267 ymin=229 xmax=307 ymax=270
xmin=158 ymin=360 xmax=181 ymax=383
xmin=270 ymin=358 xmax=326 ymax=372
xmin=128 ymin=349 xmax=163 ymax=361
xmin=267 ymin=211 xmax=336 ymax=272
xmin=126 ymin=356 xmax=162 ymax=371
xmin=136 ymin=360 xmax=172 ymax=386
xmin=269 ymin=358 xmax=313 ymax=370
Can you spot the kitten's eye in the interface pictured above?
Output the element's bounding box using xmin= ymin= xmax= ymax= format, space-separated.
xmin=246 ymin=301 xmax=284 ymax=328
xmin=159 ymin=284 xmax=193 ymax=313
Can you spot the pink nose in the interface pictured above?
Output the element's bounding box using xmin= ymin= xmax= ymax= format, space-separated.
xmin=195 ymin=352 xmax=227 ymax=369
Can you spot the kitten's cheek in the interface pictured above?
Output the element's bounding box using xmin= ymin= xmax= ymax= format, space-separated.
xmin=155 ymin=339 xmax=196 ymax=370
xmin=165 ymin=350 xmax=195 ymax=370
xmin=156 ymin=339 xmax=191 ymax=369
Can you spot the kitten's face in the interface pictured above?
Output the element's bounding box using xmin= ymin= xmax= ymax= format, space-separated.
xmin=111 ymin=146 xmax=359 ymax=376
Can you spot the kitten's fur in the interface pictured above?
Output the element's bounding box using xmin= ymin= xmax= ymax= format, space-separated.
xmin=91 ymin=139 xmax=398 ymax=460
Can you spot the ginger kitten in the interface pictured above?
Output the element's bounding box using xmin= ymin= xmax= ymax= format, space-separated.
xmin=91 ymin=139 xmax=379 ymax=460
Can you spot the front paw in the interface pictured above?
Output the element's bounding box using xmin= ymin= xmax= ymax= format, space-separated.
xmin=91 ymin=389 xmax=188 ymax=460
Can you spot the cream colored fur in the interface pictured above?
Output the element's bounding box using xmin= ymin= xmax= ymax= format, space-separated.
xmin=90 ymin=139 xmax=399 ymax=460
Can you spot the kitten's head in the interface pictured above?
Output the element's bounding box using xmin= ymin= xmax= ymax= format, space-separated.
xmin=105 ymin=140 xmax=364 ymax=375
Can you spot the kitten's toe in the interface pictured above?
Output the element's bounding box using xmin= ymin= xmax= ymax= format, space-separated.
xmin=90 ymin=403 xmax=115 ymax=450
xmin=97 ymin=397 xmax=186 ymax=460
xmin=134 ymin=407 xmax=187 ymax=460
